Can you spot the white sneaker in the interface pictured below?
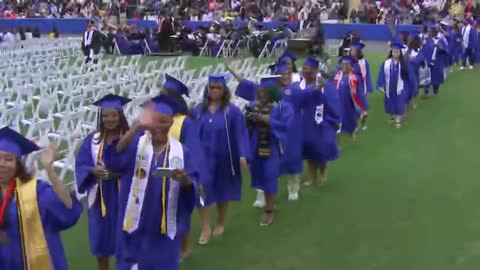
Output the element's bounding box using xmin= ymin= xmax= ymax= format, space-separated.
xmin=288 ymin=192 xmax=299 ymax=201
xmin=287 ymin=181 xmax=300 ymax=201
xmin=460 ymin=66 xmax=465 ymax=70
xmin=253 ymin=190 xmax=265 ymax=208
xmin=469 ymin=65 xmax=474 ymax=70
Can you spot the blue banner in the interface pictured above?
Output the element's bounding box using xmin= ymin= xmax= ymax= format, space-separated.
xmin=0 ymin=19 xmax=422 ymax=41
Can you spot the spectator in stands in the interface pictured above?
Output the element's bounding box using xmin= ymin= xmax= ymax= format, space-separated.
xmin=449 ymin=0 xmax=464 ymax=19
xmin=366 ymin=0 xmax=378 ymax=23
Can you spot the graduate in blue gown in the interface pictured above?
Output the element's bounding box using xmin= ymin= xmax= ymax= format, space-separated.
xmin=423 ymin=24 xmax=448 ymax=97
xmin=75 ymin=94 xmax=131 ymax=270
xmin=105 ymin=96 xmax=199 ymax=270
xmin=302 ymin=77 xmax=342 ymax=187
xmin=377 ymin=42 xmax=410 ymax=128
xmin=446 ymin=20 xmax=463 ymax=70
xmin=272 ymin=62 xmax=304 ymax=201
xmin=350 ymin=42 xmax=372 ymax=131
xmin=460 ymin=18 xmax=477 ymax=69
xmin=332 ymin=55 xmax=368 ymax=141
xmin=237 ymin=75 xmax=294 ymax=225
xmin=295 ymin=58 xmax=327 ymax=186
xmin=277 ymin=52 xmax=302 ymax=82
xmin=404 ymin=33 xmax=425 ymax=110
xmin=230 ymin=60 xmax=300 ymax=204
xmin=159 ymin=74 xmax=204 ymax=261
xmin=0 ymin=127 xmax=82 ymax=270
xmin=190 ymin=74 xmax=249 ymax=245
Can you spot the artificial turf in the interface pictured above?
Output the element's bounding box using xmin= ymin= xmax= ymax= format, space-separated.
xmin=62 ymin=54 xmax=480 ymax=270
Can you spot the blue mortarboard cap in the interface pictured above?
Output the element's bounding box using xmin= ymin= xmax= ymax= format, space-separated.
xmin=274 ymin=63 xmax=289 ymax=75
xmin=339 ymin=55 xmax=356 ymax=65
xmin=163 ymin=74 xmax=189 ymax=97
xmin=93 ymin=94 xmax=131 ymax=109
xmin=235 ymin=80 xmax=258 ymax=101
xmin=208 ymin=73 xmax=229 ymax=84
xmin=0 ymin=127 xmax=40 ymax=158
xmin=150 ymin=95 xmax=176 ymax=117
xmin=391 ymin=42 xmax=404 ymax=50
xmin=350 ymin=42 xmax=365 ymax=50
xmin=278 ymin=52 xmax=297 ymax=64
xmin=259 ymin=75 xmax=281 ymax=89
xmin=303 ymin=57 xmax=319 ymax=69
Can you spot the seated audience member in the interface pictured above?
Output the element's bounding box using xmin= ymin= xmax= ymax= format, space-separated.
xmin=32 ymin=27 xmax=41 ymax=38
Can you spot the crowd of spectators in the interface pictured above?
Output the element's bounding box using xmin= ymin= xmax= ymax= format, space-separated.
xmin=2 ymin=0 xmax=480 ymax=24
xmin=2 ymin=0 xmax=480 ymax=26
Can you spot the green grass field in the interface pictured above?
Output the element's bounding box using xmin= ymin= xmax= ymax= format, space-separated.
xmin=62 ymin=54 xmax=480 ymax=270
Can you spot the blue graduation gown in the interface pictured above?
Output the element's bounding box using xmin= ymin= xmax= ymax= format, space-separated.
xmin=447 ymin=29 xmax=463 ymax=64
xmin=0 ymin=180 xmax=83 ymax=270
xmin=104 ymin=133 xmax=199 ymax=270
xmin=279 ymin=84 xmax=303 ymax=175
xmin=175 ymin=117 xmax=204 ymax=236
xmin=190 ymin=104 xmax=250 ymax=206
xmin=424 ymin=37 xmax=448 ymax=85
xmin=405 ymin=48 xmax=425 ymax=101
xmin=333 ymin=71 xmax=367 ymax=134
xmin=377 ymin=59 xmax=407 ymax=115
xmin=302 ymin=82 xmax=341 ymax=165
xmin=249 ymin=100 xmax=294 ymax=194
xmin=74 ymin=134 xmax=119 ymax=257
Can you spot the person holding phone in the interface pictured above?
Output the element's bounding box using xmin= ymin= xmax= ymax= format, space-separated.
xmin=236 ymin=74 xmax=294 ymax=226
xmin=158 ymin=74 xmax=204 ymax=261
xmin=105 ymin=96 xmax=199 ymax=270
xmin=75 ymin=94 xmax=131 ymax=270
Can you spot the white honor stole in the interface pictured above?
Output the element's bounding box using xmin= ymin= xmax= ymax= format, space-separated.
xmin=291 ymin=72 xmax=302 ymax=83
xmin=358 ymin=59 xmax=367 ymax=93
xmin=123 ymin=133 xmax=183 ymax=238
xmin=84 ymin=30 xmax=93 ymax=47
xmin=462 ymin=25 xmax=471 ymax=48
xmin=88 ymin=133 xmax=101 ymax=208
xmin=384 ymin=59 xmax=404 ymax=98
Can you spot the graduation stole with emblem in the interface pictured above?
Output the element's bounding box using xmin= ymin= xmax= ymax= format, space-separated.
xmin=16 ymin=178 xmax=53 ymax=270
xmin=168 ymin=114 xmax=187 ymax=141
xmin=334 ymin=71 xmax=366 ymax=112
xmin=248 ymin=101 xmax=275 ymax=157
xmin=90 ymin=132 xmax=120 ymax=217
xmin=123 ymin=133 xmax=183 ymax=239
